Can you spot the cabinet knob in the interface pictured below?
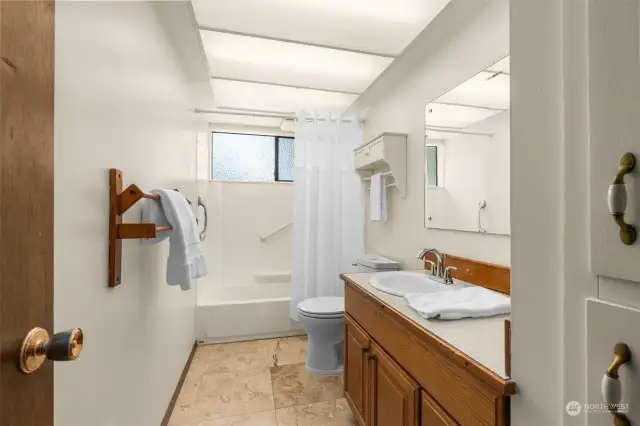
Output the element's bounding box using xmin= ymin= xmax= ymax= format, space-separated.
xmin=367 ymin=354 xmax=376 ymax=361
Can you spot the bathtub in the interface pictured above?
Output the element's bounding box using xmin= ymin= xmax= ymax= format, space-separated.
xmin=197 ymin=279 xmax=303 ymax=344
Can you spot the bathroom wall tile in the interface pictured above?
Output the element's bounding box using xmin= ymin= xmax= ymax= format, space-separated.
xmin=196 ymin=341 xmax=269 ymax=373
xmin=275 ymin=399 xmax=355 ymax=426
xmin=197 ymin=367 xmax=275 ymax=419
xmin=266 ymin=336 xmax=308 ymax=367
xmin=270 ymin=364 xmax=343 ymax=408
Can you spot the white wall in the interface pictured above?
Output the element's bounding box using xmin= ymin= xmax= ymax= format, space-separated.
xmin=199 ymin=181 xmax=294 ymax=296
xmin=426 ymin=110 xmax=510 ymax=235
xmin=362 ymin=0 xmax=510 ymax=267
xmin=54 ymin=3 xmax=198 ymax=426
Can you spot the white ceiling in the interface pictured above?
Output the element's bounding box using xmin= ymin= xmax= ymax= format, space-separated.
xmin=192 ymin=0 xmax=452 ymax=128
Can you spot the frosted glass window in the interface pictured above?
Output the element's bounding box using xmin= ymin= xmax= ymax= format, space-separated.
xmin=278 ymin=138 xmax=294 ymax=181
xmin=212 ymin=133 xmax=275 ymax=181
xmin=211 ymin=132 xmax=295 ymax=182
xmin=426 ymin=145 xmax=438 ymax=187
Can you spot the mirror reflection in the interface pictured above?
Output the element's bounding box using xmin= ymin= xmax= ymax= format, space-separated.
xmin=424 ymin=57 xmax=510 ymax=235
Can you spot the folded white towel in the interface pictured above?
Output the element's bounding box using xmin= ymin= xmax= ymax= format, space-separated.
xmin=145 ymin=189 xmax=208 ymax=291
xmin=370 ymin=173 xmax=387 ymax=222
xmin=404 ymin=286 xmax=510 ymax=320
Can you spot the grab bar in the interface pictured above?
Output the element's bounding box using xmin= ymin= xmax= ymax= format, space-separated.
xmin=260 ymin=222 xmax=292 ymax=242
xmin=198 ymin=196 xmax=208 ymax=242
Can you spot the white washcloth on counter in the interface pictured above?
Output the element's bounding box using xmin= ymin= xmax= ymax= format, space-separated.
xmin=404 ymin=286 xmax=510 ymax=320
xmin=369 ymin=173 xmax=387 ymax=221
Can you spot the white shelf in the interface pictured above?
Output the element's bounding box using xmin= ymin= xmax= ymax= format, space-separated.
xmin=354 ymin=132 xmax=407 ymax=197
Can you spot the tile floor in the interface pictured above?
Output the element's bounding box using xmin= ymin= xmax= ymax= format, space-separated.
xmin=169 ymin=335 xmax=355 ymax=426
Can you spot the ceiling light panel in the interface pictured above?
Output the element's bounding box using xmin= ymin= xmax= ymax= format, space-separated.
xmin=193 ymin=0 xmax=452 ymax=56
xmin=201 ymin=32 xmax=392 ymax=94
xmin=212 ymin=79 xmax=358 ymax=115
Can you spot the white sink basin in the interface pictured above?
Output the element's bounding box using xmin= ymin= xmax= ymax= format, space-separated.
xmin=369 ymin=271 xmax=466 ymax=297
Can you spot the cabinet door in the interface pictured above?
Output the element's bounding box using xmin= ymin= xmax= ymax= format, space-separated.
xmin=345 ymin=314 xmax=371 ymax=426
xmin=421 ymin=391 xmax=458 ymax=426
xmin=370 ymin=342 xmax=420 ymax=426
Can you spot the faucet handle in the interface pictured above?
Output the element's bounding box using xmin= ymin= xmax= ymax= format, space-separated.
xmin=444 ymin=266 xmax=458 ymax=284
xmin=425 ymin=260 xmax=436 ymax=275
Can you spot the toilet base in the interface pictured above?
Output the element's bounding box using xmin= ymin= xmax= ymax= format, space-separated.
xmin=305 ymin=337 xmax=344 ymax=376
xmin=306 ymin=364 xmax=343 ymax=376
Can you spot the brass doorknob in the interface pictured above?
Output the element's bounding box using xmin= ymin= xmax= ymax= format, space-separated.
xmin=19 ymin=327 xmax=84 ymax=374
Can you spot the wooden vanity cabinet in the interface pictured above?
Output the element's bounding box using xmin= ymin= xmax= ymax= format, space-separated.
xmin=342 ymin=276 xmax=515 ymax=426
xmin=421 ymin=391 xmax=458 ymax=426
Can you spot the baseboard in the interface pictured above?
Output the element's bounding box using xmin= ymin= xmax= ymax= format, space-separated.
xmin=161 ymin=340 xmax=198 ymax=426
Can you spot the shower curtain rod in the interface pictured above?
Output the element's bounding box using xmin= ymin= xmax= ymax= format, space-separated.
xmin=194 ymin=108 xmax=365 ymax=124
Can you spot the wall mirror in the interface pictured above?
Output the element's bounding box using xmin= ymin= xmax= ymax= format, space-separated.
xmin=424 ymin=56 xmax=510 ymax=235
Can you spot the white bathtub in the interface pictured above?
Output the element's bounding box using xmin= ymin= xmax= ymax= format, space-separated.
xmin=197 ymin=280 xmax=303 ymax=344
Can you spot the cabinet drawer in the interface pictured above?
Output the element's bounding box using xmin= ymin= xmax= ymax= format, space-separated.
xmin=422 ymin=391 xmax=458 ymax=426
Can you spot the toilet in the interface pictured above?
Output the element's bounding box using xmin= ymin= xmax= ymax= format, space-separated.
xmin=298 ymin=254 xmax=400 ymax=376
xmin=298 ymin=297 xmax=345 ymax=376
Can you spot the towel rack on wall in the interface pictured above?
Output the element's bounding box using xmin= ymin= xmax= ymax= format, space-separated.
xmin=108 ymin=168 xmax=172 ymax=288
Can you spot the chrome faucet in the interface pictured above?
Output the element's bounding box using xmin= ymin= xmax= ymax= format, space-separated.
xmin=416 ymin=248 xmax=456 ymax=284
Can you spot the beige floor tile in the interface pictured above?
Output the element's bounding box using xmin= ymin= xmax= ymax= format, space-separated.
xmin=266 ymin=335 xmax=308 ymax=368
xmin=275 ymin=399 xmax=355 ymax=426
xmin=169 ymin=397 xmax=216 ymax=425
xmin=196 ymin=340 xmax=269 ymax=373
xmin=191 ymin=410 xmax=279 ymax=426
xmin=196 ymin=367 xmax=275 ymax=419
xmin=270 ymin=363 xmax=343 ymax=409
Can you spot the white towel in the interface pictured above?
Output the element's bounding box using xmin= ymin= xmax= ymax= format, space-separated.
xmin=141 ymin=199 xmax=170 ymax=245
xmin=144 ymin=189 xmax=208 ymax=290
xmin=370 ymin=173 xmax=387 ymax=221
xmin=404 ymin=286 xmax=510 ymax=320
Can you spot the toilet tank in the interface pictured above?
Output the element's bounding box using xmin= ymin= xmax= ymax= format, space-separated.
xmin=356 ymin=254 xmax=400 ymax=273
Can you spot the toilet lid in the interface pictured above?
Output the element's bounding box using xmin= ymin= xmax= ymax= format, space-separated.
xmin=298 ymin=297 xmax=344 ymax=318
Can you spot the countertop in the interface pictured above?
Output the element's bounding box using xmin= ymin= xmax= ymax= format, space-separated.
xmin=342 ymin=270 xmax=510 ymax=379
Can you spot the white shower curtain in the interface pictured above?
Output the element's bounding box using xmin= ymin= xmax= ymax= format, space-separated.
xmin=290 ymin=114 xmax=365 ymax=321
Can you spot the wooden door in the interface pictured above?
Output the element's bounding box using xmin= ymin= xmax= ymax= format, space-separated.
xmin=345 ymin=315 xmax=371 ymax=426
xmin=0 ymin=1 xmax=55 ymax=425
xmin=369 ymin=342 xmax=420 ymax=426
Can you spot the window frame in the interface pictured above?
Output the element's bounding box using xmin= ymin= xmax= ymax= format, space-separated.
xmin=210 ymin=131 xmax=294 ymax=183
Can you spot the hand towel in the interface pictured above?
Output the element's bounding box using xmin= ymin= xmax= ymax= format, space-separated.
xmin=148 ymin=189 xmax=208 ymax=290
xmin=141 ymin=198 xmax=170 ymax=245
xmin=370 ymin=173 xmax=387 ymax=221
xmin=404 ymin=286 xmax=510 ymax=320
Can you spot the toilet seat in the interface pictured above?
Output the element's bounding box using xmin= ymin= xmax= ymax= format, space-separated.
xmin=298 ymin=297 xmax=344 ymax=319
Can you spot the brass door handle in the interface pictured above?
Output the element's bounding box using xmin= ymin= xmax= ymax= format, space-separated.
xmin=608 ymin=153 xmax=636 ymax=245
xmin=20 ymin=327 xmax=84 ymax=374
xmin=602 ymin=343 xmax=631 ymax=426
